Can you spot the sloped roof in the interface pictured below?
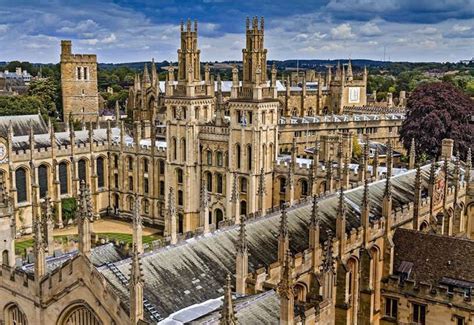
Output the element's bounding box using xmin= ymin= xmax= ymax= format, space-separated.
xmin=0 ymin=114 xmax=47 ymax=138
xmin=98 ymin=162 xmax=459 ymax=318
xmin=393 ymin=228 xmax=474 ymax=285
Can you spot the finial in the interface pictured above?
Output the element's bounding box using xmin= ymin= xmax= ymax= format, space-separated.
xmin=220 ymin=273 xmax=237 ymax=324
xmin=180 ymin=19 xmax=184 ymax=31
xmin=310 ymin=195 xmax=319 ymax=228
xmin=186 ymin=18 xmax=191 ymax=31
xmin=237 ymin=216 xmax=247 ymax=254
xmin=322 ymin=230 xmax=335 ymax=273
xmin=260 ymin=16 xmax=264 ymax=30
xmin=194 ymin=19 xmax=198 ymax=32
xmin=246 ymin=16 xmax=250 ymax=30
xmin=279 ymin=203 xmax=289 ymax=238
xmin=362 ymin=177 xmax=370 ymax=209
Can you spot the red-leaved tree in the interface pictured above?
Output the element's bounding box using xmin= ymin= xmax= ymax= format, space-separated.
xmin=400 ymin=82 xmax=473 ymax=160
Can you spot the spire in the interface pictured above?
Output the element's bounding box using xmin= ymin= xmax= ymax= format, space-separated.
xmin=151 ymin=58 xmax=158 ymax=87
xmin=77 ymin=180 xmax=93 ymax=257
xmin=219 ymin=274 xmax=237 ymax=325
xmin=409 ymin=138 xmax=416 ymax=169
xmin=337 ymin=186 xmax=345 ymax=219
xmin=236 ymin=216 xmax=248 ymax=254
xmin=362 ymin=178 xmax=370 ymax=212
xmin=142 ymin=63 xmax=151 ymax=85
xmin=322 ymin=230 xmax=335 ymax=273
xmin=129 ymin=243 xmax=144 ymax=324
xmin=278 ymin=250 xmax=294 ymax=324
xmin=347 ymin=59 xmax=353 ymax=81
xmin=310 ymin=195 xmax=319 ymax=229
xmin=42 ymin=193 xmax=55 ymax=254
xmin=279 ymin=203 xmax=289 ymax=239
xmin=230 ymin=172 xmax=238 ymax=204
xmin=133 ymin=195 xmax=143 ymax=254
xmin=33 ymin=207 xmax=46 ymax=279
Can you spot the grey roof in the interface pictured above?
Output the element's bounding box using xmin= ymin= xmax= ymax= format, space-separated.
xmin=98 ymin=162 xmax=460 ymax=318
xmin=190 ymin=290 xmax=280 ymax=324
xmin=22 ymin=243 xmax=123 ymax=275
xmin=0 ymin=114 xmax=48 ymax=138
xmin=279 ymin=113 xmax=405 ymax=125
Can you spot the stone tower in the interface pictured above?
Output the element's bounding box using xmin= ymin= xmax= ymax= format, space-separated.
xmin=0 ymin=177 xmax=14 ymax=267
xmin=164 ymin=19 xmax=215 ymax=236
xmin=60 ymin=40 xmax=99 ymax=123
xmin=227 ymin=17 xmax=279 ymax=220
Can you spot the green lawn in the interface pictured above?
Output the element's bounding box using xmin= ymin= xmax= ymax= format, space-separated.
xmin=15 ymin=233 xmax=162 ymax=254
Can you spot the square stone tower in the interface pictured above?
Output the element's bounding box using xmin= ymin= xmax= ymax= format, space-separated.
xmin=60 ymin=40 xmax=99 ymax=122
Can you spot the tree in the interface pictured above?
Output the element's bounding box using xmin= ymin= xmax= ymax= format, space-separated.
xmin=399 ymin=82 xmax=473 ymax=160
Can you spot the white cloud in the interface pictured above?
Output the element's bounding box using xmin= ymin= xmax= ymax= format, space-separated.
xmin=416 ymin=27 xmax=438 ymax=34
xmin=452 ymin=24 xmax=471 ymax=32
xmin=331 ymin=23 xmax=355 ymax=40
xmin=360 ymin=22 xmax=381 ymax=36
xmin=0 ymin=24 xmax=8 ymax=34
xmin=58 ymin=19 xmax=99 ymax=34
xmin=102 ymin=33 xmax=116 ymax=44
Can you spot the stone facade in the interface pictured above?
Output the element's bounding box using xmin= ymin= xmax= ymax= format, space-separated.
xmin=60 ymin=40 xmax=99 ymax=123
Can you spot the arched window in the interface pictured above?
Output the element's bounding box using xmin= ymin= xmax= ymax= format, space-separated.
xmin=206 ymin=172 xmax=212 ymax=192
xmin=301 ymin=179 xmax=308 ymax=197
xmin=2 ymin=249 xmax=9 ymax=266
xmin=143 ymin=199 xmax=149 ymax=214
xmin=143 ymin=177 xmax=149 ymax=194
xmin=172 ymin=138 xmax=177 ymax=160
xmin=159 ymin=160 xmax=165 ymax=174
xmin=114 ymin=193 xmax=119 ymax=210
xmin=215 ymin=209 xmax=224 ymax=229
xmin=216 ymin=173 xmax=223 ymax=194
xmin=247 ymin=145 xmax=252 ymax=170
xmin=78 ymin=159 xmax=87 ymax=183
xmin=178 ymin=213 xmax=184 ymax=234
xmin=159 ymin=181 xmax=165 ymax=196
xmin=216 ymin=151 xmax=223 ymax=167
xmin=5 ymin=303 xmax=28 ymax=325
xmin=143 ymin=158 xmax=148 ymax=173
xmin=236 ymin=144 xmax=241 ymax=169
xmin=38 ymin=165 xmax=48 ymax=198
xmin=97 ymin=157 xmax=105 ymax=188
xmin=240 ymin=200 xmax=247 ymax=216
xmin=176 ymin=168 xmax=183 ymax=184
xmin=178 ymin=190 xmax=183 ymax=206
xmin=207 ymin=150 xmax=212 ymax=165
xmin=240 ymin=177 xmax=247 ymax=193
xmin=15 ymin=168 xmax=27 ymax=203
xmin=58 ymin=303 xmax=101 ymax=325
xmin=280 ymin=178 xmax=286 ymax=193
xmin=181 ymin=138 xmax=186 ymax=161
xmin=59 ymin=162 xmax=68 ymax=194
xmin=128 ymin=156 xmax=133 ymax=170
xmin=128 ymin=176 xmax=133 ymax=191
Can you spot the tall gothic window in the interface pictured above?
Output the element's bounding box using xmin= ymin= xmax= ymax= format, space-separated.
xmin=216 ymin=151 xmax=223 ymax=167
xmin=301 ymin=179 xmax=308 ymax=197
xmin=178 ymin=190 xmax=183 ymax=206
xmin=240 ymin=200 xmax=247 ymax=216
xmin=236 ymin=144 xmax=241 ymax=169
xmin=177 ymin=168 xmax=183 ymax=184
xmin=15 ymin=168 xmax=27 ymax=203
xmin=78 ymin=159 xmax=87 ymax=183
xmin=280 ymin=178 xmax=286 ymax=193
xmin=240 ymin=177 xmax=247 ymax=193
xmin=143 ymin=158 xmax=148 ymax=173
xmin=144 ymin=178 xmax=149 ymax=194
xmin=38 ymin=165 xmax=48 ymax=198
xmin=172 ymin=138 xmax=177 ymax=160
xmin=206 ymin=172 xmax=212 ymax=192
xmin=59 ymin=162 xmax=68 ymax=194
xmin=5 ymin=304 xmax=28 ymax=325
xmin=159 ymin=181 xmax=165 ymax=196
xmin=216 ymin=173 xmax=223 ymax=194
xmin=128 ymin=156 xmax=133 ymax=170
xmin=159 ymin=160 xmax=165 ymax=174
xmin=247 ymin=145 xmax=252 ymax=170
xmin=207 ymin=150 xmax=212 ymax=165
xmin=181 ymin=138 xmax=186 ymax=161
xmin=97 ymin=157 xmax=105 ymax=188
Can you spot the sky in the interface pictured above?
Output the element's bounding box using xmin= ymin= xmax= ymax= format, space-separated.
xmin=0 ymin=0 xmax=473 ymax=63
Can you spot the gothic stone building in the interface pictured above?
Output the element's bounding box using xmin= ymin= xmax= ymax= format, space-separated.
xmin=0 ymin=17 xmax=472 ymax=325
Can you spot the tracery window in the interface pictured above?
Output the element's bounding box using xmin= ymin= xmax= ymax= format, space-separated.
xmin=15 ymin=168 xmax=27 ymax=203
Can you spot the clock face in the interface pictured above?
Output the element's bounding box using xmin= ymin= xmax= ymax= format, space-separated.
xmin=0 ymin=143 xmax=6 ymax=161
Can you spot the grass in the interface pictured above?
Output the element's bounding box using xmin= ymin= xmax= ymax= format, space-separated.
xmin=15 ymin=233 xmax=162 ymax=254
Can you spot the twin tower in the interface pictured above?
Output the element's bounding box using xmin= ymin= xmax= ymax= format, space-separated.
xmin=164 ymin=17 xmax=280 ymax=237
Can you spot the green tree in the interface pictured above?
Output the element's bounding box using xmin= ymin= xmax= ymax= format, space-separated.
xmin=61 ymin=197 xmax=77 ymax=223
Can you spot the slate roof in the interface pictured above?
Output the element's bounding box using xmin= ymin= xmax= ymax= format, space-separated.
xmin=190 ymin=290 xmax=280 ymax=324
xmin=0 ymin=114 xmax=48 ymax=138
xmin=393 ymin=228 xmax=474 ymax=286
xmin=22 ymin=243 xmax=123 ymax=275
xmin=98 ymin=162 xmax=460 ymax=318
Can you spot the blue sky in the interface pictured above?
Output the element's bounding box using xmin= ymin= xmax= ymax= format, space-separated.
xmin=0 ymin=0 xmax=473 ymax=63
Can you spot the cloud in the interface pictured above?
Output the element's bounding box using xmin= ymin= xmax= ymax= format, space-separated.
xmin=360 ymin=22 xmax=382 ymax=36
xmin=330 ymin=23 xmax=355 ymax=40
xmin=0 ymin=0 xmax=472 ymax=62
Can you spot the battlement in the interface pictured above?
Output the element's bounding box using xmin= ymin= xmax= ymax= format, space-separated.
xmin=384 ymin=275 xmax=473 ymax=307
